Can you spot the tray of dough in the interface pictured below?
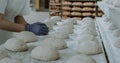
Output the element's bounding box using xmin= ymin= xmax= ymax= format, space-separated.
xmin=0 ymin=18 xmax=107 ymax=63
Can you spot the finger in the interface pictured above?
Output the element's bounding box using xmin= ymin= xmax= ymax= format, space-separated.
xmin=41 ymin=26 xmax=49 ymax=29
xmin=40 ymin=28 xmax=49 ymax=32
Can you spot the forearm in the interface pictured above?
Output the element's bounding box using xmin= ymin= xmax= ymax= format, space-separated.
xmin=0 ymin=14 xmax=25 ymax=32
xmin=15 ymin=15 xmax=26 ymax=25
xmin=0 ymin=20 xmax=25 ymax=32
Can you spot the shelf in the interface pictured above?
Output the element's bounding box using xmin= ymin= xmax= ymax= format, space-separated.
xmin=62 ymin=4 xmax=96 ymax=7
xmin=50 ymin=10 xmax=61 ymax=12
xmin=49 ymin=0 xmax=102 ymax=19
xmin=62 ymin=9 xmax=96 ymax=12
xmin=67 ymin=15 xmax=95 ymax=17
xmin=69 ymin=0 xmax=96 ymax=2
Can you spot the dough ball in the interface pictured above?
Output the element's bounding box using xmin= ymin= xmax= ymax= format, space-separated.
xmin=108 ymin=23 xmax=117 ymax=31
xmin=43 ymin=19 xmax=56 ymax=30
xmin=4 ymin=38 xmax=28 ymax=52
xmin=16 ymin=31 xmax=38 ymax=42
xmin=76 ymin=34 xmax=98 ymax=44
xmin=76 ymin=41 xmax=102 ymax=55
xmin=78 ymin=28 xmax=97 ymax=36
xmin=0 ymin=58 xmax=22 ymax=63
xmin=113 ymin=29 xmax=120 ymax=37
xmin=0 ymin=50 xmax=8 ymax=60
xmin=42 ymin=38 xmax=67 ymax=50
xmin=114 ymin=38 xmax=120 ymax=48
xmin=65 ymin=18 xmax=77 ymax=24
xmin=49 ymin=31 xmax=69 ymax=39
xmin=31 ymin=46 xmax=60 ymax=61
xmin=82 ymin=17 xmax=94 ymax=22
xmin=54 ymin=25 xmax=73 ymax=34
xmin=67 ymin=54 xmax=96 ymax=63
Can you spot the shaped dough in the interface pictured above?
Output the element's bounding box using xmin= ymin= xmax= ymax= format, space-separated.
xmin=51 ymin=16 xmax=61 ymax=21
xmin=76 ymin=34 xmax=98 ymax=44
xmin=31 ymin=46 xmax=60 ymax=61
xmin=42 ymin=38 xmax=67 ymax=50
xmin=76 ymin=41 xmax=102 ymax=55
xmin=49 ymin=31 xmax=69 ymax=39
xmin=67 ymin=54 xmax=96 ymax=63
xmin=43 ymin=19 xmax=56 ymax=30
xmin=4 ymin=38 xmax=28 ymax=52
xmin=16 ymin=31 xmax=38 ymax=42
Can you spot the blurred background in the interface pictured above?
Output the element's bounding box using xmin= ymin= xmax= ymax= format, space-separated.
xmin=24 ymin=0 xmax=50 ymax=23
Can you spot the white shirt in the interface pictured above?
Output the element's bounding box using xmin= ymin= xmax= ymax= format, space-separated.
xmin=0 ymin=0 xmax=31 ymax=44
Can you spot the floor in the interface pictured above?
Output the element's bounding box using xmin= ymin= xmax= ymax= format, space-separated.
xmin=24 ymin=11 xmax=49 ymax=24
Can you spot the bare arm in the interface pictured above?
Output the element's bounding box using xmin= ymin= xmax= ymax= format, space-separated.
xmin=0 ymin=14 xmax=25 ymax=32
xmin=15 ymin=15 xmax=26 ymax=25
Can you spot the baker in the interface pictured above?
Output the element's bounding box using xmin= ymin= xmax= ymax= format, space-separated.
xmin=0 ymin=0 xmax=49 ymax=44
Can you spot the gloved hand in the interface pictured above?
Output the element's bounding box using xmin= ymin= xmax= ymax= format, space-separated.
xmin=25 ymin=22 xmax=49 ymax=36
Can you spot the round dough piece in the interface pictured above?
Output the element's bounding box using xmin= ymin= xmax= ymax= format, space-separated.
xmin=0 ymin=50 xmax=8 ymax=60
xmin=76 ymin=34 xmax=98 ymax=44
xmin=16 ymin=31 xmax=38 ymax=42
xmin=49 ymin=31 xmax=69 ymax=39
xmin=67 ymin=54 xmax=96 ymax=63
xmin=43 ymin=19 xmax=56 ymax=30
xmin=42 ymin=38 xmax=67 ymax=50
xmin=113 ymin=29 xmax=120 ymax=37
xmin=78 ymin=28 xmax=97 ymax=36
xmin=76 ymin=41 xmax=102 ymax=55
xmin=82 ymin=17 xmax=93 ymax=21
xmin=0 ymin=58 xmax=22 ymax=63
xmin=31 ymin=46 xmax=60 ymax=61
xmin=114 ymin=38 xmax=120 ymax=48
xmin=4 ymin=38 xmax=28 ymax=52
xmin=54 ymin=25 xmax=73 ymax=34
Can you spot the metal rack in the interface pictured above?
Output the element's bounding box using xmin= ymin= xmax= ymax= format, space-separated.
xmin=49 ymin=0 xmax=103 ymax=19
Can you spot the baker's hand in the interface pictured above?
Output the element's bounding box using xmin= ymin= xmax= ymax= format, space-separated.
xmin=25 ymin=22 xmax=49 ymax=36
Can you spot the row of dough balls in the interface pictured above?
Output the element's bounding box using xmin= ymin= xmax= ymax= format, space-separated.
xmin=3 ymin=16 xmax=65 ymax=61
xmin=4 ymin=31 xmax=38 ymax=52
xmin=50 ymin=0 xmax=60 ymax=3
xmin=63 ymin=11 xmax=103 ymax=16
xmin=50 ymin=6 xmax=60 ymax=10
xmin=66 ymin=17 xmax=100 ymax=63
xmin=62 ymin=7 xmax=96 ymax=11
xmin=62 ymin=1 xmax=95 ymax=6
xmin=31 ymin=19 xmax=76 ymax=61
xmin=73 ymin=17 xmax=102 ymax=55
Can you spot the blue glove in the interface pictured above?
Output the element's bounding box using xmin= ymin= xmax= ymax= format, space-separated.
xmin=25 ymin=22 xmax=49 ymax=36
